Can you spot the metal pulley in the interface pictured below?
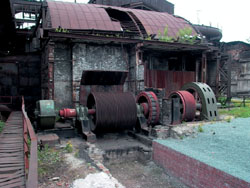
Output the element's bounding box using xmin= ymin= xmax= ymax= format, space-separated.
xmin=169 ymin=90 xmax=196 ymax=122
xmin=181 ymin=82 xmax=219 ymax=120
xmin=87 ymin=92 xmax=137 ymax=132
xmin=137 ymin=91 xmax=160 ymax=125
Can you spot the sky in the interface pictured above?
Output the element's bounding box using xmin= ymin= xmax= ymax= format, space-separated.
xmin=54 ymin=0 xmax=250 ymax=42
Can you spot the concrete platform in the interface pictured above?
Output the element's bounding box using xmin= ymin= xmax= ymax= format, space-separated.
xmin=38 ymin=133 xmax=60 ymax=146
xmin=153 ymin=117 xmax=250 ymax=188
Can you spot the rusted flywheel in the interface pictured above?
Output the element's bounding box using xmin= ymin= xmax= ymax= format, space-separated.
xmin=137 ymin=91 xmax=160 ymax=125
xmin=87 ymin=92 xmax=137 ymax=132
xmin=169 ymin=90 xmax=196 ymax=122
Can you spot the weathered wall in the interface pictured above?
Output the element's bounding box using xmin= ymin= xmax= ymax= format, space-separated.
xmin=143 ymin=53 xmax=196 ymax=97
xmin=0 ymin=54 xmax=40 ymax=108
xmin=128 ymin=47 xmax=144 ymax=93
xmin=0 ymin=63 xmax=18 ymax=96
xmin=52 ymin=42 xmax=130 ymax=108
xmin=54 ymin=43 xmax=72 ymax=109
xmin=225 ymin=42 xmax=250 ymax=95
xmin=72 ymin=43 xmax=129 ymax=105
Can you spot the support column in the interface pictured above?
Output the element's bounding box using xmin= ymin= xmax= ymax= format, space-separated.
xmin=195 ymin=59 xmax=199 ymax=82
xmin=201 ymin=52 xmax=207 ymax=83
xmin=48 ymin=42 xmax=55 ymax=100
xmin=215 ymin=52 xmax=221 ymax=97
xmin=227 ymin=55 xmax=232 ymax=100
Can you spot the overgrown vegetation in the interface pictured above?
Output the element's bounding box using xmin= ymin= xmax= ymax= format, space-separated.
xmin=158 ymin=26 xmax=174 ymax=42
xmin=0 ymin=121 xmax=4 ymax=133
xmin=218 ymin=96 xmax=227 ymax=107
xmin=176 ymin=27 xmax=197 ymax=44
xmin=219 ymin=107 xmax=250 ymax=118
xmin=38 ymin=144 xmax=64 ymax=178
xmin=218 ymin=96 xmax=250 ymax=107
xmin=55 ymin=27 xmax=69 ymax=33
xmin=156 ymin=25 xmax=197 ymax=44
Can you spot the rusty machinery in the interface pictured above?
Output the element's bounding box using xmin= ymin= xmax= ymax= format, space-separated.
xmin=169 ymin=82 xmax=219 ymax=124
xmin=34 ymin=100 xmax=56 ymax=129
xmin=34 ymin=79 xmax=218 ymax=140
xmin=59 ymin=91 xmax=160 ymax=141
xmin=181 ymin=82 xmax=219 ymax=121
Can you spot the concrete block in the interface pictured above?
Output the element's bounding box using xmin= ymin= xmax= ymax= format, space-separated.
xmin=38 ymin=133 xmax=60 ymax=147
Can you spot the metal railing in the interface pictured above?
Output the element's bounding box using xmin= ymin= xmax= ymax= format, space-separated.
xmin=22 ymin=97 xmax=38 ymax=188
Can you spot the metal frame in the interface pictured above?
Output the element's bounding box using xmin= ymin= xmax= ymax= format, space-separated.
xmin=22 ymin=97 xmax=38 ymax=188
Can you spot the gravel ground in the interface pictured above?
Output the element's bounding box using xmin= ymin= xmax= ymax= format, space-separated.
xmin=156 ymin=117 xmax=250 ymax=182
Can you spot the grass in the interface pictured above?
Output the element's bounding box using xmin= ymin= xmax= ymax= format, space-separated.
xmin=219 ymin=107 xmax=250 ymax=118
xmin=38 ymin=144 xmax=64 ymax=178
xmin=0 ymin=121 xmax=5 ymax=133
xmin=218 ymin=96 xmax=250 ymax=108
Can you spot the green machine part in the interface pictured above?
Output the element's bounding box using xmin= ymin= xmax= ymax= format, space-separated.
xmin=181 ymin=82 xmax=219 ymax=121
xmin=35 ymin=100 xmax=56 ymax=129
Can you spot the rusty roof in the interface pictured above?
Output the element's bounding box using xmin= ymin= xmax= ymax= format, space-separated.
xmin=110 ymin=6 xmax=196 ymax=37
xmin=47 ymin=1 xmax=122 ymax=31
xmin=47 ymin=1 xmax=196 ymax=37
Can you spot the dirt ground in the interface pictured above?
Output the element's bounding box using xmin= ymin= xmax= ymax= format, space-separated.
xmin=38 ymin=137 xmax=188 ymax=188
xmin=105 ymin=160 xmax=188 ymax=188
xmin=38 ymin=138 xmax=99 ymax=188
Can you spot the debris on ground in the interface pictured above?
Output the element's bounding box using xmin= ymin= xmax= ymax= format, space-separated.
xmin=71 ymin=172 xmax=125 ymax=188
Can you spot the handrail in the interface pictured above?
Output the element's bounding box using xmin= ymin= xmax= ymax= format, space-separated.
xmin=22 ymin=96 xmax=38 ymax=188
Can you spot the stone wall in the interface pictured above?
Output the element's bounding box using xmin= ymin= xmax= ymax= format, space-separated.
xmin=52 ymin=42 xmax=130 ymax=108
xmin=54 ymin=43 xmax=73 ymax=109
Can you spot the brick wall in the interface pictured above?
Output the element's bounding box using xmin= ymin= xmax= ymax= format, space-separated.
xmin=153 ymin=141 xmax=250 ymax=188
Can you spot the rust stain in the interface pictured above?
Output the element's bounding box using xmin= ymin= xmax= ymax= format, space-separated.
xmin=145 ymin=69 xmax=195 ymax=96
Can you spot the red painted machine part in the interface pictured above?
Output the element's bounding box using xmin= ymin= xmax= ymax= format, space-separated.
xmin=59 ymin=108 xmax=77 ymax=118
xmin=169 ymin=90 xmax=196 ymax=122
xmin=59 ymin=108 xmax=96 ymax=118
xmin=137 ymin=91 xmax=160 ymax=125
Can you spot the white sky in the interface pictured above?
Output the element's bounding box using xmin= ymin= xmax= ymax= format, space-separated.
xmin=56 ymin=0 xmax=250 ymax=42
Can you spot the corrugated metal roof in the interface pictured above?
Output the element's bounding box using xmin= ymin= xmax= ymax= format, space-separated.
xmin=129 ymin=10 xmax=194 ymax=37
xmin=47 ymin=1 xmax=122 ymax=31
xmin=110 ymin=6 xmax=196 ymax=37
xmin=47 ymin=1 xmax=196 ymax=37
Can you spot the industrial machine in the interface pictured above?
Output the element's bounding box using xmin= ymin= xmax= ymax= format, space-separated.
xmin=169 ymin=82 xmax=219 ymax=123
xmin=34 ymin=100 xmax=56 ymax=129
xmin=33 ymin=69 xmax=219 ymax=141
xmin=59 ymin=91 xmax=160 ymax=141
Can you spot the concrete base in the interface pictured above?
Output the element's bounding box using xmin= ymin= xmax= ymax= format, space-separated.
xmin=38 ymin=133 xmax=60 ymax=147
xmin=40 ymin=122 xmax=75 ymax=138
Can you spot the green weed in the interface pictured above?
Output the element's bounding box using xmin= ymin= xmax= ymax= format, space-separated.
xmin=0 ymin=121 xmax=4 ymax=133
xmin=219 ymin=107 xmax=250 ymax=118
xmin=198 ymin=125 xmax=204 ymax=133
xmin=38 ymin=144 xmax=63 ymax=178
xmin=64 ymin=141 xmax=73 ymax=153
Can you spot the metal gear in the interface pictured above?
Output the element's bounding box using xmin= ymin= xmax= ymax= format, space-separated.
xmin=137 ymin=91 xmax=160 ymax=125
